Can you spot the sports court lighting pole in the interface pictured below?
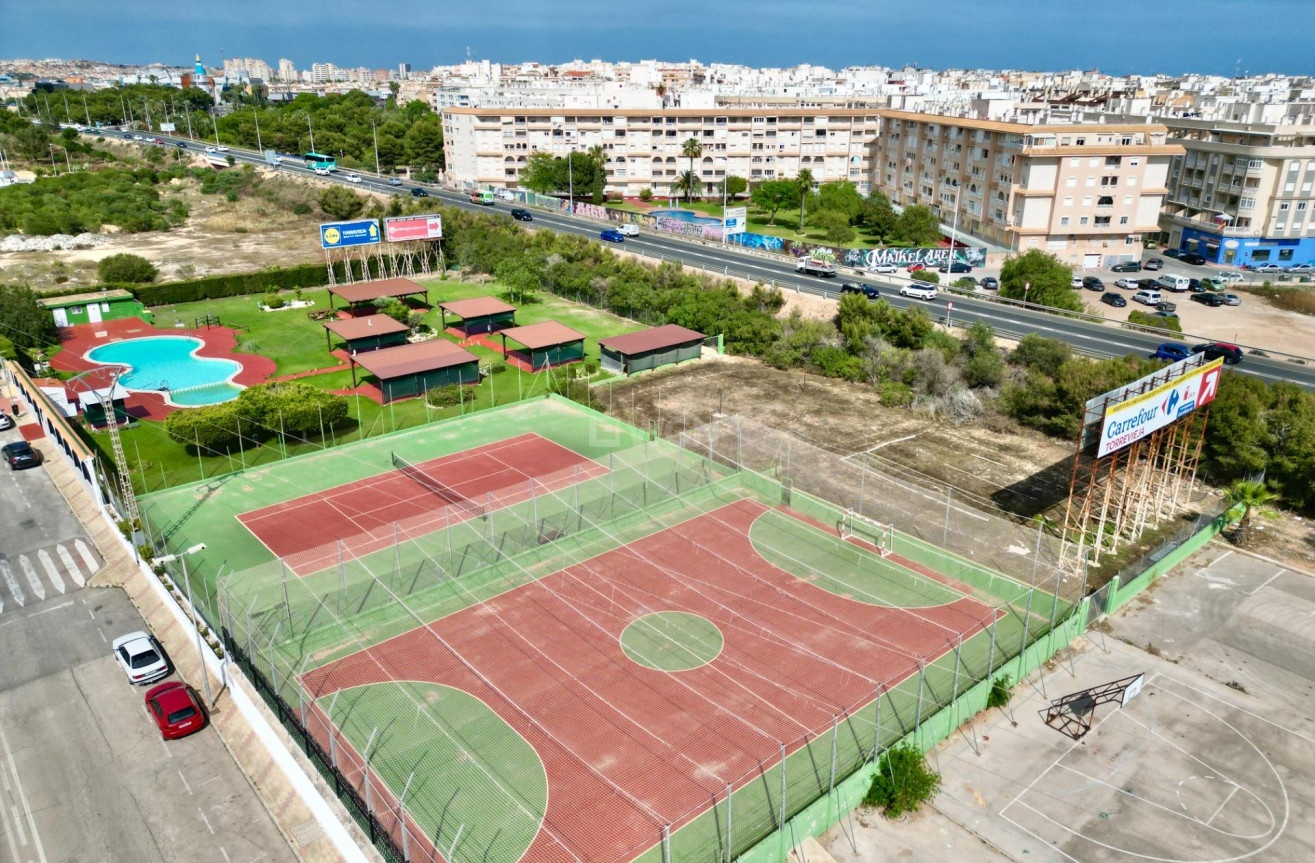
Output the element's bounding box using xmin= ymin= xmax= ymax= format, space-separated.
xmin=156 ymin=543 xmax=212 ymax=704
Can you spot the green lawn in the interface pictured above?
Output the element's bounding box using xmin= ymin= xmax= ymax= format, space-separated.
xmin=608 ymin=200 xmax=885 ymax=248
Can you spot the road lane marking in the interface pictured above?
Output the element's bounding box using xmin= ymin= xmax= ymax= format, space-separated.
xmin=178 ymin=770 xmax=192 ymax=795
xmin=198 ymin=806 xmax=215 ymax=834
xmin=0 ymin=721 xmax=50 ymax=863
xmin=18 ymin=555 xmax=44 ymax=603
xmin=1 ymin=560 xmax=24 ymax=607
xmin=37 ymin=550 xmax=64 ymax=595
xmin=73 ymin=539 xmax=98 ymax=576
xmin=57 ymin=544 xmax=84 ymax=588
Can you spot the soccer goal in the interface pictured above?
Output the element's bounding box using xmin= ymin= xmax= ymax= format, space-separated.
xmin=841 ymin=508 xmax=894 ymax=557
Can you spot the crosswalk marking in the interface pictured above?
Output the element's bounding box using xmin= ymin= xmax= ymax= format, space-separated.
xmin=57 ymin=545 xmax=84 ymax=588
xmin=1 ymin=559 xmax=25 ymax=607
xmin=38 ymin=549 xmax=66 ymax=595
xmin=19 ymin=555 xmax=45 ymax=602
xmin=74 ymin=539 xmax=98 ymax=579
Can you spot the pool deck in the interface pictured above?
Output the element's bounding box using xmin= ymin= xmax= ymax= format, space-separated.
xmin=49 ymin=318 xmax=276 ymax=420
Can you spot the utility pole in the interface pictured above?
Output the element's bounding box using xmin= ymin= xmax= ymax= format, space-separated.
xmin=49 ymin=145 xmax=57 ymax=174
xmin=306 ymin=112 xmax=316 ymax=153
xmin=185 ymin=108 xmax=194 ymax=140
xmin=212 ymin=107 xmax=221 ymax=148
xmin=253 ymin=106 xmax=263 ymax=153
xmin=119 ymin=93 xmax=128 ymax=127
xmin=372 ymin=118 xmax=381 ymax=176
xmin=62 ymin=91 xmax=72 ymax=123
xmin=82 ymin=92 xmax=91 ymax=126
xmin=567 ymin=148 xmax=574 ymax=213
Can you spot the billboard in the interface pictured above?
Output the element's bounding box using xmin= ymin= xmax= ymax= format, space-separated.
xmin=1080 ymin=353 xmax=1211 ymax=451
xmin=320 ymin=219 xmax=381 ymax=250
xmin=1097 ymin=358 xmax=1223 ymax=457
xmin=384 ymin=214 xmax=443 ymax=243
xmin=159 ymin=122 xmax=176 ymax=133
xmin=722 ymin=206 xmax=747 ymax=236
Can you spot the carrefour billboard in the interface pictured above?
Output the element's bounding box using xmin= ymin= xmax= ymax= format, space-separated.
xmin=1097 ymin=358 xmax=1224 ymax=457
xmin=320 ymin=219 xmax=380 ymax=250
xmin=384 ymin=214 xmax=443 ymax=242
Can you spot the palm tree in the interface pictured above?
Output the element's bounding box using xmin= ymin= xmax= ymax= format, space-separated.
xmin=796 ymin=168 xmax=815 ymax=231
xmin=681 ymin=137 xmax=703 ymax=192
xmin=1224 ymin=480 xmax=1279 ymax=545
xmin=672 ymin=170 xmax=703 ymax=203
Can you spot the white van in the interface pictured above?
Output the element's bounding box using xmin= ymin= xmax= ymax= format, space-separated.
xmin=617 ymin=223 xmax=639 ymax=236
xmin=1157 ymin=274 xmax=1190 ymax=293
xmin=1132 ymin=289 xmax=1162 ymax=306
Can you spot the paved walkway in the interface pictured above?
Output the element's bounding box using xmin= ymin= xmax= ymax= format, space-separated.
xmin=1 ymin=378 xmax=374 ymax=863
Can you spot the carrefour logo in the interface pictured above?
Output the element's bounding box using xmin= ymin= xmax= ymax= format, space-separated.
xmin=1162 ymin=382 xmax=1197 ymax=419
xmin=323 ymin=227 xmax=341 ymax=245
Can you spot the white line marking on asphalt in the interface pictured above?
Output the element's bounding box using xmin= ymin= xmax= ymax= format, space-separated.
xmin=220 ymin=848 xmax=231 ymax=863
xmin=1207 ymin=784 xmax=1241 ymax=826
xmin=26 ymin=601 xmax=72 ymax=618
xmin=198 ymin=807 xmax=215 ymax=834
xmin=0 ymin=721 xmax=50 ymax=863
xmin=18 ymin=556 xmax=44 ymax=603
xmin=1 ymin=560 xmax=24 ymax=607
xmin=178 ymin=770 xmax=192 ymax=795
xmin=56 ymin=544 xmax=83 ymax=588
xmin=1246 ymin=569 xmax=1286 ymax=596
xmin=96 ymin=627 xmax=106 ymax=643
xmin=37 ymin=550 xmax=64 ymax=595
xmin=158 ymin=736 xmax=172 ymax=759
xmin=8 ymin=804 xmax=26 ymax=846
xmin=73 ymin=539 xmax=98 ymax=576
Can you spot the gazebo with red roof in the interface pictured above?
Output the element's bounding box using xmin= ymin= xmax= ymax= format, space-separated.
xmin=598 ymin=324 xmax=706 ymax=375
xmin=349 ymin=339 xmax=480 ymax=403
xmin=327 ymin=278 xmax=429 ymax=315
xmin=437 ymin=296 xmax=517 ymax=336
xmin=322 ymin=314 xmax=410 ymax=353
xmin=496 ymin=321 xmax=586 ymax=371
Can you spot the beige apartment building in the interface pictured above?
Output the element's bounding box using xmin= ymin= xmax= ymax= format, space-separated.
xmin=442 ymin=107 xmax=1180 ymax=263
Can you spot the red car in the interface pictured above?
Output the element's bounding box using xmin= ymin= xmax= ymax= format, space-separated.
xmin=906 ymin=262 xmax=927 ymax=273
xmin=144 ymin=681 xmax=207 ymax=740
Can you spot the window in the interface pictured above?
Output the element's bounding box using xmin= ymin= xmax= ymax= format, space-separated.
xmin=1130 ymin=157 xmax=1141 ymax=167
xmin=1090 ymin=157 xmax=1100 ymax=167
xmin=1069 ymin=158 xmax=1080 ymax=167
xmin=1252 ymin=249 xmax=1271 ymax=262
xmin=1060 ymin=216 xmax=1070 ymax=226
xmin=1063 ymin=196 xmax=1073 ymax=206
xmin=1082 ymin=196 xmax=1092 ymax=206
xmin=1086 ymin=176 xmax=1096 ymax=186
xmin=1119 ymin=216 xmax=1129 ymax=225
xmin=1097 ymin=196 xmax=1114 ymax=207
xmin=1279 ymin=202 xmax=1290 ymax=210
xmin=1299 ymin=202 xmax=1309 ymax=211
xmin=1066 ymin=176 xmax=1077 ymax=187
xmin=1094 ymin=216 xmax=1111 ymax=227
xmin=1080 ymin=216 xmax=1089 ymax=225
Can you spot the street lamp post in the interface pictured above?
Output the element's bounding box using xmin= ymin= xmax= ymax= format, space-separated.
xmin=253 ymin=106 xmax=263 ymax=154
xmin=567 ymin=147 xmax=574 ymax=214
xmin=157 ymin=543 xmax=212 ymax=704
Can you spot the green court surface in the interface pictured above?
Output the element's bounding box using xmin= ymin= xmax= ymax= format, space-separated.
xmin=748 ymin=509 xmax=966 ymax=607
xmin=320 ymin=682 xmax=547 ymax=863
xmin=620 ymin=611 xmax=725 ymax=671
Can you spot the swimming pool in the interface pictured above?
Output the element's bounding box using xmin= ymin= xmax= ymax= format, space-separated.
xmin=86 ymin=337 xmax=243 ymax=405
xmin=651 ymin=209 xmax=722 ymax=225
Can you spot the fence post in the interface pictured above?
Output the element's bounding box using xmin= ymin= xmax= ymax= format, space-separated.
xmin=950 ymin=634 xmax=963 ymax=726
xmin=914 ymin=659 xmax=927 ymax=736
xmin=338 ymin=540 xmax=347 ymax=600
xmin=943 ymin=488 xmax=953 ymax=546
xmin=985 ymin=615 xmax=999 ymax=679
xmin=778 ymin=743 xmax=787 ymax=828
xmin=394 ymin=522 xmax=402 ymax=584
xmin=279 ymin=559 xmax=293 ymax=632
xmin=827 ymin=714 xmax=838 ymax=800
xmin=725 ymin=782 xmax=733 ymax=863
xmin=362 ymin=726 xmax=379 ymax=814
xmin=871 ymin=686 xmax=883 ymax=759
xmin=399 ymin=770 xmax=416 ymax=862
xmin=328 ymin=690 xmax=341 ymax=769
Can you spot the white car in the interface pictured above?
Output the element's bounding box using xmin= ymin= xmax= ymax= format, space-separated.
xmin=387 ymin=177 xmax=403 ymax=186
xmin=216 ymin=145 xmax=230 ymax=152
xmin=617 ymin=223 xmax=640 ymax=236
xmin=205 ymin=146 xmax=217 ymax=154
xmin=133 ymin=134 xmax=144 ymax=141
xmin=314 ymin=167 xmax=331 ymax=176
xmin=112 ymin=631 xmax=170 ymax=685
xmin=1219 ymin=272 xmax=1243 ymax=283
xmin=1114 ymin=277 xmax=1138 ymax=289
xmin=1071 ymin=275 xmax=1084 ymax=288
xmin=871 ymin=263 xmax=898 ymax=275
xmin=344 ymin=173 xmax=362 ymax=183
xmin=899 ymin=284 xmax=938 ymax=301
xmin=1222 ymin=293 xmax=1242 ymax=306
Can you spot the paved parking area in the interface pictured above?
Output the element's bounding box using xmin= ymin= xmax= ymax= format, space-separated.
xmin=823 ymin=543 xmax=1315 ymax=863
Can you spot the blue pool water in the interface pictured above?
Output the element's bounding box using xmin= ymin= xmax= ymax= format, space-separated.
xmin=651 ymin=209 xmax=722 ymax=225
xmin=87 ymin=337 xmax=243 ymax=405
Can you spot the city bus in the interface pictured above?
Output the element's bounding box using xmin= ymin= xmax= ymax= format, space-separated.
xmin=303 ymin=152 xmax=336 ymax=172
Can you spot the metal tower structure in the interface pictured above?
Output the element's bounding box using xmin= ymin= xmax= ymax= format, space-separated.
xmin=69 ymin=366 xmax=140 ymax=527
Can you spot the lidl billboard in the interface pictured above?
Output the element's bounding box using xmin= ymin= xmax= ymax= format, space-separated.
xmin=320 ymin=219 xmax=381 ymax=249
xmin=384 ymin=215 xmax=443 ymax=242
xmin=1097 ymin=358 xmax=1224 ymax=457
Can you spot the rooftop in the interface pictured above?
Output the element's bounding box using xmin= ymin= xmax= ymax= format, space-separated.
xmin=598 ymin=325 xmax=705 ymax=354
xmin=498 ymin=321 xmax=586 ymax=350
xmin=327 ymin=278 xmax=428 ymax=305
xmin=38 ymin=289 xmax=136 ymax=308
xmin=438 ymin=296 xmax=517 ymax=319
xmin=351 ymin=339 xmax=479 ymax=380
xmin=322 ymin=314 xmax=410 ymax=342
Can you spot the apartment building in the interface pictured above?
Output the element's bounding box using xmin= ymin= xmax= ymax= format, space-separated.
xmin=1155 ymin=118 xmax=1315 ymax=266
xmin=441 ymin=107 xmax=883 ymax=200
xmin=871 ymin=112 xmax=1179 ymax=264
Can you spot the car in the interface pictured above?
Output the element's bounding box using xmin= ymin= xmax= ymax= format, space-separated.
xmin=978 ymin=276 xmax=999 ymax=290
xmin=1200 ymin=278 xmax=1226 ymax=291
xmin=1101 ymin=291 xmax=1127 ymax=307
xmin=122 ymin=132 xmax=134 ymax=140
xmin=1082 ymin=276 xmax=1105 ymax=291
xmin=204 ymin=145 xmax=217 ymax=153
xmin=600 ymin=228 xmax=625 ymax=243
xmin=313 ymin=167 xmax=331 ymax=176
xmin=1071 ymin=275 xmax=1084 ymax=288
xmin=1253 ymin=263 xmax=1285 ymax=273
xmin=899 ymin=284 xmax=938 ymax=301
xmin=387 ymin=177 xmax=403 ymax=186
xmin=1156 ymin=300 xmax=1177 ymax=313
xmin=1150 ymin=343 xmax=1192 ymax=362
xmin=1 ymin=440 xmax=41 ymax=470
xmin=1111 ymin=261 xmax=1141 ymax=273
xmin=616 ymin=223 xmax=640 ymax=236
xmin=1218 ymin=272 xmax=1243 ymax=283
xmin=1221 ymin=292 xmax=1241 ymax=306
xmin=906 ymin=262 xmax=927 ymax=273
xmin=1190 ymin=292 xmax=1226 ymax=307
xmin=145 ymin=681 xmax=207 ymax=740
xmin=1181 ymin=252 xmax=1207 ymax=265
xmin=0 ymin=414 xmax=13 ymax=431
xmin=937 ymin=261 xmax=972 ymax=274
xmin=1114 ymin=277 xmax=1139 ymax=289
xmin=112 ymin=631 xmax=170 ymax=685
xmin=175 ymin=141 xmax=187 ymax=148
xmin=216 ymin=145 xmax=229 ymax=153
xmin=411 ymin=187 xmax=429 ymax=197
xmin=1163 ymin=248 xmax=1184 ymax=259
xmin=1143 ymin=258 xmax=1163 ymax=271
xmin=1132 ymin=289 xmax=1162 ymax=306
xmin=510 ymin=208 xmax=533 ymax=221
xmin=871 ymin=263 xmax=899 ymax=275
xmin=343 ymin=173 xmax=362 ymax=183
xmin=1289 ymin=263 xmax=1315 ymax=273
xmin=132 ymin=134 xmax=144 ymax=141
xmin=840 ymin=282 xmax=880 ymax=299
xmin=1193 ymin=342 xmax=1244 ymax=364
xmin=1137 ymin=278 xmax=1161 ymax=290
xmin=153 ymin=138 xmax=165 ymax=145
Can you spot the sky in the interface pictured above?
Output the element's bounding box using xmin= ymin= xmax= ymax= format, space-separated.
xmin=3 ymin=0 xmax=1314 ymax=78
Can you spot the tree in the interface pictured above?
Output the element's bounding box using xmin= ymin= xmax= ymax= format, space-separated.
xmin=998 ymin=249 xmax=1084 ymax=312
xmin=403 ymin=117 xmax=444 ymax=169
xmin=750 ymin=179 xmax=797 ymax=226
xmin=885 ymin=306 xmax=934 ymax=349
xmin=521 ymin=150 xmax=564 ymax=195
xmin=960 ymin=321 xmax=1005 ymax=388
xmin=814 ymin=181 xmax=865 ymax=223
xmin=164 ymin=402 xmax=242 ymax=451
xmin=495 ymin=255 xmax=543 ymax=305
xmin=1225 ymin=480 xmax=1279 ymax=545
xmin=894 ymin=204 xmax=943 ymax=246
xmin=720 ymin=175 xmax=748 ymax=200
xmin=376 ymin=297 xmax=411 ymax=326
xmin=1010 ymin=333 xmax=1072 ymax=378
xmin=861 ymin=191 xmax=898 ymax=240
xmin=97 ymin=253 xmax=158 ymax=283
xmin=680 ymin=137 xmax=703 ymax=182
xmin=0 ymin=283 xmax=59 ymax=349
xmin=809 ymin=209 xmax=855 ymax=244
xmin=671 ymin=170 xmax=703 ymax=203
xmin=795 ymin=169 xmax=814 ymax=231
xmin=318 ymin=186 xmax=364 ymax=220
xmin=864 ymin=743 xmax=942 ymax=818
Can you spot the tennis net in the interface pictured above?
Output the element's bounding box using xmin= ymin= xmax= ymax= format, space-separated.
xmin=391 ymin=451 xmax=487 ymax=520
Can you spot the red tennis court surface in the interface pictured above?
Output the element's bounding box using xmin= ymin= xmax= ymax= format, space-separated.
xmin=238 ymin=433 xmax=607 ymax=575
xmin=302 ymin=497 xmax=1000 ymax=863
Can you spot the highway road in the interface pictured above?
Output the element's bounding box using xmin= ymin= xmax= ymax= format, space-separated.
xmin=95 ymin=129 xmax=1315 ymax=390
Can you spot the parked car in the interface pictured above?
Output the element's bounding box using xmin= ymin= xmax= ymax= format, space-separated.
xmin=978 ymin=276 xmax=999 ymax=290
xmin=1187 ymin=279 xmax=1205 ymax=292
xmin=1070 ymin=275 xmax=1084 ymax=288
xmin=1163 ymin=248 xmax=1184 ymax=259
xmin=600 ymin=228 xmax=625 ymax=243
xmin=938 ymin=261 xmax=972 ymax=274
xmin=1253 ymin=263 xmax=1285 ymax=273
xmin=510 ymin=208 xmax=533 ymax=221
xmin=1082 ymin=276 xmax=1105 ymax=291
xmin=387 ymin=177 xmax=403 ymax=186
xmin=1181 ymin=252 xmax=1207 ymax=265
xmin=871 ymin=263 xmax=898 ymax=275
xmin=1 ymin=440 xmax=41 ymax=470
xmin=1221 ymin=292 xmax=1241 ymax=306
xmin=1288 ymin=263 xmax=1315 ymax=273
xmin=1101 ymin=291 xmax=1127 ymax=307
xmin=1114 ymin=277 xmax=1139 ymax=289
xmin=841 ymin=282 xmax=880 ymax=299
xmin=132 ymin=134 xmax=144 ymax=141
xmin=1111 ymin=261 xmax=1141 ymax=273
xmin=1190 ymin=292 xmax=1226 ymax=307
xmin=899 ymin=284 xmax=937 ymax=301
xmin=1137 ymin=278 xmax=1161 ymax=290
xmin=617 ymin=223 xmax=640 ymax=236
xmin=1143 ymin=258 xmax=1163 ymax=270
xmin=145 ymin=682 xmax=207 ymax=740
xmin=1218 ymin=272 xmax=1243 ymax=283
xmin=0 ymin=414 xmax=13 ymax=431
xmin=1150 ymin=343 xmax=1192 ymax=362
xmin=906 ymin=262 xmax=927 ymax=273
xmin=411 ymin=187 xmax=429 ymax=197
xmin=1193 ymin=342 xmax=1244 ymax=364
xmin=1200 ymin=278 xmax=1226 ymax=291
xmin=1156 ymin=300 xmax=1177 ymax=313
xmin=1132 ymin=289 xmax=1162 ymax=306
xmin=112 ymin=631 xmax=170 ymax=685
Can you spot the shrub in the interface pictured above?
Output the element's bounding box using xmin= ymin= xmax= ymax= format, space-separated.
xmin=639 ymin=187 xmax=653 ymax=202
xmin=236 ymin=381 xmax=349 ymax=436
xmin=878 ymin=381 xmax=913 ymax=407
xmin=490 ymin=361 xmax=507 ymax=374
xmin=292 ymin=202 xmax=312 ymax=215
xmin=864 ymin=743 xmax=942 ymax=818
xmin=97 ymin=253 xmax=158 ymax=284
xmin=425 ymin=385 xmax=465 ymax=408
xmin=911 ymin=270 xmax=940 ymax=284
xmin=164 ymin=402 xmax=243 ymax=450
xmin=987 ymin=674 xmax=1013 ymax=710
xmin=1128 ymin=309 xmax=1181 ymax=332
xmin=263 ymin=290 xmax=285 ymax=309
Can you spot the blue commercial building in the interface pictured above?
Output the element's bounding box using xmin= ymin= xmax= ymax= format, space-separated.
xmin=1177 ymin=226 xmax=1315 ymax=268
